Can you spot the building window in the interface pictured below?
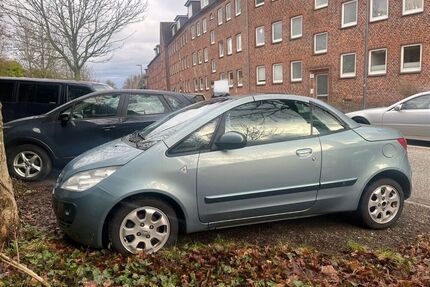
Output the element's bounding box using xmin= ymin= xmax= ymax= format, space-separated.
xmin=220 ymin=73 xmax=225 ymax=80
xmin=291 ymin=61 xmax=302 ymax=82
xmin=205 ymin=76 xmax=210 ymax=90
xmin=201 ymin=0 xmax=209 ymax=8
xmin=272 ymin=64 xmax=283 ymax=84
xmin=193 ymin=52 xmax=197 ymax=66
xmin=198 ymin=50 xmax=203 ymax=64
xmin=369 ymin=48 xmax=387 ymax=75
xmin=219 ymin=41 xmax=224 ymax=57
xmin=256 ymin=66 xmax=266 ymax=85
xmin=255 ymin=0 xmax=264 ymax=7
xmin=316 ymin=74 xmax=329 ymax=97
xmin=403 ymin=0 xmax=424 ymax=15
xmin=340 ymin=53 xmax=356 ymax=78
xmin=194 ymin=79 xmax=198 ymax=92
xmin=237 ymin=69 xmax=243 ymax=87
xmin=210 ymin=31 xmax=215 ymax=45
xmin=227 ymin=37 xmax=233 ymax=55
xmin=272 ymin=21 xmax=282 ymax=43
xmin=200 ymin=78 xmax=204 ymax=91
xmin=315 ymin=0 xmax=328 ymax=9
xmin=291 ymin=16 xmax=303 ymax=39
xmin=191 ymin=25 xmax=196 ymax=39
xmin=228 ymin=71 xmax=234 ymax=87
xmin=218 ymin=8 xmax=223 ymax=25
xmin=197 ymin=21 xmax=201 ymax=37
xmin=211 ymin=60 xmax=217 ymax=73
xmin=202 ymin=18 xmax=207 ymax=33
xmin=256 ymin=26 xmax=265 ymax=47
xmin=314 ymin=32 xmax=328 ymax=54
xmin=204 ymin=48 xmax=209 ymax=63
xmin=401 ymin=44 xmax=422 ymax=73
xmin=235 ymin=0 xmax=242 ymax=15
xmin=370 ymin=0 xmax=388 ymax=22
xmin=236 ymin=33 xmax=242 ymax=52
xmin=342 ymin=0 xmax=358 ymax=28
xmin=226 ymin=2 xmax=232 ymax=21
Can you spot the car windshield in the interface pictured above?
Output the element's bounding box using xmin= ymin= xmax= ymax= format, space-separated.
xmin=125 ymin=98 xmax=229 ymax=148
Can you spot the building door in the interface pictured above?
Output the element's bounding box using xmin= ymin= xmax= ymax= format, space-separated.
xmin=315 ymin=73 xmax=329 ymax=102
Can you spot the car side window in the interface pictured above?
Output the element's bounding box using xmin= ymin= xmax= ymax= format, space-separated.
xmin=67 ymin=85 xmax=93 ymax=101
xmin=0 ymin=81 xmax=15 ymax=102
xmin=165 ymin=95 xmax=186 ymax=111
xmin=72 ymin=94 xmax=120 ymax=119
xmin=402 ymin=95 xmax=430 ymax=110
xmin=311 ymin=105 xmax=345 ymax=135
xmin=224 ymin=100 xmax=312 ymax=146
xmin=170 ymin=118 xmax=219 ymax=155
xmin=18 ymin=83 xmax=59 ymax=104
xmin=127 ymin=94 xmax=167 ymax=116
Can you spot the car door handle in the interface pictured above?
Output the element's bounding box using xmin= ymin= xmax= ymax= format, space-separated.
xmin=102 ymin=125 xmax=116 ymax=131
xmin=296 ymin=148 xmax=313 ymax=158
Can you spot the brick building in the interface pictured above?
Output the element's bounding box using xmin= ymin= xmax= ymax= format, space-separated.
xmin=146 ymin=0 xmax=430 ymax=111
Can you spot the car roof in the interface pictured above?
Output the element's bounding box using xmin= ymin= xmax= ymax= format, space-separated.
xmin=0 ymin=76 xmax=108 ymax=86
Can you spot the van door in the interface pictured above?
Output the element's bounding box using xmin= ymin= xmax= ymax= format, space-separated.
xmin=17 ymin=82 xmax=60 ymax=118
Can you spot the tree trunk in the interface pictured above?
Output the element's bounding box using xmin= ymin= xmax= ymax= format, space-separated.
xmin=0 ymin=102 xmax=19 ymax=243
xmin=73 ymin=68 xmax=81 ymax=81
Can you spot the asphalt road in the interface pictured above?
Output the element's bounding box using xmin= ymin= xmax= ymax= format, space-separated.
xmin=408 ymin=141 xmax=430 ymax=207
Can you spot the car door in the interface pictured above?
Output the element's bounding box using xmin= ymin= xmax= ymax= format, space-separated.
xmin=47 ymin=93 xmax=125 ymax=161
xmin=196 ymin=99 xmax=322 ymax=224
xmin=116 ymin=93 xmax=171 ymax=136
xmin=383 ymin=95 xmax=430 ymax=140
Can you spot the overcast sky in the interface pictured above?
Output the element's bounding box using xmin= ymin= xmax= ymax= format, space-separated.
xmin=89 ymin=0 xmax=186 ymax=88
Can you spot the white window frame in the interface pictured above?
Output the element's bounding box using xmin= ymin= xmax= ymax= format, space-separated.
xmin=368 ymin=48 xmax=387 ymax=76
xmin=227 ymin=37 xmax=233 ymax=55
xmin=236 ymin=33 xmax=242 ymax=52
xmin=204 ymin=47 xmax=209 ymax=63
xmin=228 ymin=71 xmax=234 ymax=87
xmin=290 ymin=16 xmax=303 ymax=39
xmin=342 ymin=0 xmax=358 ymax=28
xmin=340 ymin=53 xmax=357 ymax=78
xmin=255 ymin=0 xmax=264 ymax=7
xmin=205 ymin=76 xmax=210 ymax=90
xmin=202 ymin=18 xmax=207 ymax=33
xmin=218 ymin=8 xmax=223 ymax=25
xmin=210 ymin=31 xmax=215 ymax=45
xmin=235 ymin=0 xmax=242 ymax=15
xmin=256 ymin=65 xmax=266 ymax=85
xmin=402 ymin=0 xmax=424 ymax=15
xmin=237 ymin=69 xmax=243 ymax=87
xmin=272 ymin=21 xmax=283 ymax=44
xmin=192 ymin=52 xmax=197 ymax=66
xmin=315 ymin=74 xmax=329 ymax=97
xmin=315 ymin=0 xmax=328 ymax=10
xmin=219 ymin=41 xmax=224 ymax=58
xmin=201 ymin=0 xmax=209 ymax=8
xmin=314 ymin=32 xmax=328 ymax=54
xmin=272 ymin=63 xmax=283 ymax=84
xmin=256 ymin=26 xmax=265 ymax=47
xmin=200 ymin=77 xmax=204 ymax=91
xmin=197 ymin=21 xmax=201 ymax=37
xmin=370 ymin=0 xmax=389 ymax=22
xmin=226 ymin=2 xmax=232 ymax=21
xmin=211 ymin=59 xmax=217 ymax=73
xmin=198 ymin=50 xmax=202 ymax=64
xmin=401 ymin=44 xmax=422 ymax=73
xmin=191 ymin=25 xmax=196 ymax=40
xmin=291 ymin=61 xmax=303 ymax=82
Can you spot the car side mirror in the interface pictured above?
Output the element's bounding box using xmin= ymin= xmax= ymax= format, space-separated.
xmin=215 ymin=132 xmax=247 ymax=150
xmin=59 ymin=113 xmax=70 ymax=126
xmin=394 ymin=104 xmax=402 ymax=111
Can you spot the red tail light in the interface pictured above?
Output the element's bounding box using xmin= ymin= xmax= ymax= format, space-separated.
xmin=397 ymin=138 xmax=408 ymax=151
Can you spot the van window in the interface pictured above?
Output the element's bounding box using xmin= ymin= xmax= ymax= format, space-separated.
xmin=18 ymin=83 xmax=59 ymax=104
xmin=67 ymin=85 xmax=93 ymax=101
xmin=0 ymin=82 xmax=15 ymax=102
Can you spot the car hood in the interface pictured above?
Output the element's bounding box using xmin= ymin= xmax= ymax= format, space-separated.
xmin=4 ymin=115 xmax=46 ymax=128
xmin=59 ymin=139 xmax=143 ymax=182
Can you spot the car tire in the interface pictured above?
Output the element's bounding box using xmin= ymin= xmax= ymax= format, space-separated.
xmin=357 ymin=178 xmax=404 ymax=229
xmin=352 ymin=117 xmax=370 ymax=125
xmin=7 ymin=144 xmax=52 ymax=182
xmin=109 ymin=197 xmax=178 ymax=255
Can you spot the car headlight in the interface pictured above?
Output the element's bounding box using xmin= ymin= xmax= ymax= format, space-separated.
xmin=61 ymin=167 xmax=118 ymax=192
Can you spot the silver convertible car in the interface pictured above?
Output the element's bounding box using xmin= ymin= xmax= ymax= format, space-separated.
xmin=347 ymin=92 xmax=430 ymax=141
xmin=53 ymin=95 xmax=412 ymax=254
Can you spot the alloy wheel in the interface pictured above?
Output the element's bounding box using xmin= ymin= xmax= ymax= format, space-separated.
xmin=13 ymin=151 xmax=43 ymax=179
xmin=367 ymin=185 xmax=400 ymax=224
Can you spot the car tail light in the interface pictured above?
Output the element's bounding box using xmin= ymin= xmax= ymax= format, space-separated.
xmin=397 ymin=138 xmax=408 ymax=151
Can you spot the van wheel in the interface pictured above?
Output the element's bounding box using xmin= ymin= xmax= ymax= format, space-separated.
xmin=8 ymin=144 xmax=52 ymax=181
xmin=109 ymin=197 xmax=178 ymax=255
xmin=357 ymin=178 xmax=404 ymax=229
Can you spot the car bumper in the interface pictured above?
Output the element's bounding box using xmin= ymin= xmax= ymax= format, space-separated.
xmin=52 ymin=185 xmax=116 ymax=248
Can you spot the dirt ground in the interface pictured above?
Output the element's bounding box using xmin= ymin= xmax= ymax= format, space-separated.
xmin=14 ymin=179 xmax=430 ymax=255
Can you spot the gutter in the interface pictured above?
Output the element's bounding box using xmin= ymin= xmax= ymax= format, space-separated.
xmin=362 ymin=0 xmax=370 ymax=109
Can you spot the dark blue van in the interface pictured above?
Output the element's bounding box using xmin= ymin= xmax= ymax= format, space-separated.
xmin=0 ymin=77 xmax=112 ymax=122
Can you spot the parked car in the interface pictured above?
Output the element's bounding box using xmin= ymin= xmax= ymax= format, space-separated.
xmin=4 ymin=90 xmax=198 ymax=181
xmin=52 ymin=94 xmax=412 ymax=255
xmin=347 ymin=92 xmax=430 ymax=141
xmin=0 ymin=77 xmax=113 ymax=122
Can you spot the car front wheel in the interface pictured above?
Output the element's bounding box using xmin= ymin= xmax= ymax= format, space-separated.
xmin=8 ymin=144 xmax=52 ymax=181
xmin=357 ymin=178 xmax=404 ymax=229
xmin=109 ymin=197 xmax=178 ymax=255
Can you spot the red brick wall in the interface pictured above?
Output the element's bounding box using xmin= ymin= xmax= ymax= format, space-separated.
xmin=147 ymin=0 xmax=430 ymax=111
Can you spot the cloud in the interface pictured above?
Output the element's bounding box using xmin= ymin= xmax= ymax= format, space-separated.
xmin=89 ymin=0 xmax=186 ymax=88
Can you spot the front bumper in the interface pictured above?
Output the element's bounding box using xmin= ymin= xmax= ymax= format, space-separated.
xmin=52 ymin=185 xmax=117 ymax=248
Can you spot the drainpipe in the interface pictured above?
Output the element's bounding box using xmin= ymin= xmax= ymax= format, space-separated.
xmin=362 ymin=0 xmax=370 ymax=109
xmin=245 ymin=0 xmax=251 ymax=94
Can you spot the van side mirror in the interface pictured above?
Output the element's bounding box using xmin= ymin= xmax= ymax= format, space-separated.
xmin=59 ymin=113 xmax=70 ymax=126
xmin=215 ymin=132 xmax=247 ymax=150
xmin=394 ymin=104 xmax=402 ymax=111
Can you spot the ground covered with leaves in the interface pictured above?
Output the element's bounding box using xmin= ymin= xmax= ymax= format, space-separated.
xmin=1 ymin=180 xmax=430 ymax=286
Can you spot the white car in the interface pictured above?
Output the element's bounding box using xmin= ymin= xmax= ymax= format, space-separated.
xmin=347 ymin=92 xmax=430 ymax=141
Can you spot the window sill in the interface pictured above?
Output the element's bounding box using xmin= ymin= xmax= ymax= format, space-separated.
xmin=340 ymin=23 xmax=357 ymax=30
xmin=314 ymin=5 xmax=328 ymax=10
xmin=291 ymin=79 xmax=302 ymax=83
xmin=369 ymin=16 xmax=388 ymax=23
xmin=402 ymin=10 xmax=424 ymax=16
xmin=256 ymin=82 xmax=266 ymax=86
xmin=272 ymin=81 xmax=284 ymax=85
xmin=400 ymin=70 xmax=422 ymax=75
xmin=314 ymin=51 xmax=327 ymax=55
xmin=272 ymin=40 xmax=283 ymax=45
xmin=368 ymin=72 xmax=387 ymax=77
xmin=340 ymin=74 xmax=356 ymax=79
xmin=290 ymin=35 xmax=302 ymax=40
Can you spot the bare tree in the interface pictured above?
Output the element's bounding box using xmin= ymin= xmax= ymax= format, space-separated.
xmin=0 ymin=13 xmax=10 ymax=57
xmin=105 ymin=79 xmax=116 ymax=89
xmin=3 ymin=0 xmax=148 ymax=80
xmin=0 ymin=103 xmax=19 ymax=243
xmin=123 ymin=74 xmax=147 ymax=89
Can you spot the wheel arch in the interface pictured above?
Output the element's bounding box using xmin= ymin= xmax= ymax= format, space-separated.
xmin=101 ymin=191 xmax=187 ymax=248
xmin=362 ymin=169 xmax=411 ymax=200
xmin=6 ymin=138 xmax=56 ymax=160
